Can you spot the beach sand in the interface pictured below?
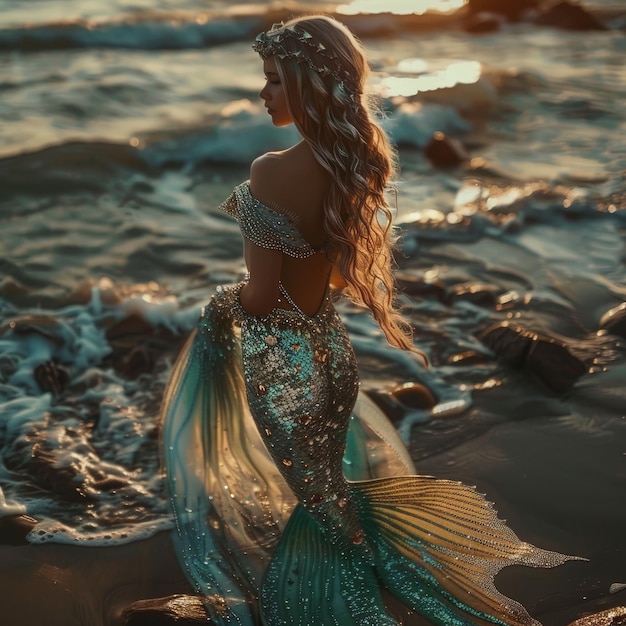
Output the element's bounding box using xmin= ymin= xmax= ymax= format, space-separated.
xmin=0 ymin=531 xmax=187 ymax=626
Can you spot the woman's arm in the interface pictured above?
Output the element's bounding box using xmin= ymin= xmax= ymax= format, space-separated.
xmin=239 ymin=240 xmax=282 ymax=316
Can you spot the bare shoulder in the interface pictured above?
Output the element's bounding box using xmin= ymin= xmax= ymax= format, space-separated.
xmin=249 ymin=144 xmax=330 ymax=218
xmin=249 ymin=152 xmax=284 ymax=203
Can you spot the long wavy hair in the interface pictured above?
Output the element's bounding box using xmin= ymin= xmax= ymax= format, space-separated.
xmin=267 ymin=15 xmax=424 ymax=357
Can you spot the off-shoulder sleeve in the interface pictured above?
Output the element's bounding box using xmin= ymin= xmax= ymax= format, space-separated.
xmin=218 ymin=182 xmax=317 ymax=259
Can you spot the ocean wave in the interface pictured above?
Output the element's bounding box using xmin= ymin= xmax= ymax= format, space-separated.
xmin=0 ymin=96 xmax=471 ymax=182
xmin=0 ymin=276 xmax=202 ymax=545
xmin=0 ymin=5 xmax=469 ymax=53
xmin=0 ymin=11 xmax=263 ymax=52
xmin=1 ymin=1 xmax=621 ymax=53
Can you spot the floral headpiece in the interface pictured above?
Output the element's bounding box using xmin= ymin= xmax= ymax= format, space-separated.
xmin=253 ymin=22 xmax=359 ymax=99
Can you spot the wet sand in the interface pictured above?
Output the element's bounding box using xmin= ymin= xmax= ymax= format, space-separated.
xmin=0 ymin=531 xmax=187 ymax=626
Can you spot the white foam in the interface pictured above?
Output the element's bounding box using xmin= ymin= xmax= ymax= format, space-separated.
xmin=26 ymin=516 xmax=173 ymax=546
xmin=0 ymin=283 xmax=195 ymax=545
xmin=1 ymin=394 xmax=51 ymax=440
xmin=0 ymin=485 xmax=26 ymax=518
xmin=383 ymin=101 xmax=470 ymax=149
xmin=144 ymin=99 xmax=300 ymax=167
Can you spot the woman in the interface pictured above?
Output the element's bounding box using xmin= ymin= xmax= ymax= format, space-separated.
xmin=161 ymin=15 xmax=577 ymax=626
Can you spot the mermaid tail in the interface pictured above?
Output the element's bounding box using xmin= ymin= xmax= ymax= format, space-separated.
xmin=161 ymin=284 xmax=422 ymax=623
xmin=162 ymin=283 xmax=579 ymax=625
xmin=259 ymin=475 xmax=575 ymax=626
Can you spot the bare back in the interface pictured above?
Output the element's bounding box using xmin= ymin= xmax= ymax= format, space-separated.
xmin=248 ymin=142 xmax=335 ymax=316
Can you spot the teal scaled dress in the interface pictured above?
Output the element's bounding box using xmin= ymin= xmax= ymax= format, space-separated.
xmin=161 ymin=181 xmax=576 ymax=626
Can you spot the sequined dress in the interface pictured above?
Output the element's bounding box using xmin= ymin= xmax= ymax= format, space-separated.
xmin=161 ymin=182 xmax=575 ymax=626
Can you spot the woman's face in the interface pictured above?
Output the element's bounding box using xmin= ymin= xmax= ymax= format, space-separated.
xmin=259 ymin=57 xmax=292 ymax=127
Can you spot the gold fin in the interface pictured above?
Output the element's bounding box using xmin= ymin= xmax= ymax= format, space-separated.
xmin=355 ymin=476 xmax=584 ymax=626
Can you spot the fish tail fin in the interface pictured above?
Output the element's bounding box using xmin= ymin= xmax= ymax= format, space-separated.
xmin=259 ymin=503 xmax=398 ymax=626
xmin=354 ymin=475 xmax=583 ymax=626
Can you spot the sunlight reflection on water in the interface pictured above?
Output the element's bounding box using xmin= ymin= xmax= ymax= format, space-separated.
xmin=380 ymin=60 xmax=481 ymax=96
xmin=337 ymin=0 xmax=466 ymax=16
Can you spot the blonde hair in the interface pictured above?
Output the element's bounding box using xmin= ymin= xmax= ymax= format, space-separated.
xmin=267 ymin=16 xmax=424 ymax=358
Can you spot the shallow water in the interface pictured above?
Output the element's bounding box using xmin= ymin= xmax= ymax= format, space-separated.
xmin=1 ymin=1 xmax=625 ymax=624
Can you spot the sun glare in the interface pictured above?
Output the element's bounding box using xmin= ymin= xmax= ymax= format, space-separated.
xmin=380 ymin=60 xmax=481 ymax=97
xmin=337 ymin=0 xmax=466 ymax=15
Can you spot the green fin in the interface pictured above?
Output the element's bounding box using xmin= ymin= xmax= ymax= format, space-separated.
xmin=260 ymin=504 xmax=397 ymax=626
xmin=355 ymin=476 xmax=579 ymax=626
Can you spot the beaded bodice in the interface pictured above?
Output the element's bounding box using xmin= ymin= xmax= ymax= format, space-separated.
xmin=219 ymin=182 xmax=319 ymax=259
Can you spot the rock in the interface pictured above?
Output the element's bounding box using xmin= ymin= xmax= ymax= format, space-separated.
xmin=118 ymin=345 xmax=155 ymax=380
xmin=524 ymin=337 xmax=588 ymax=394
xmin=104 ymin=312 xmax=182 ymax=378
xmin=0 ymin=317 xmax=73 ymax=393
xmin=368 ymin=383 xmax=437 ymax=422
xmin=599 ymin=302 xmax=626 ymax=338
xmin=478 ymin=321 xmax=587 ymax=393
xmin=5 ymin=442 xmax=92 ymax=503
xmin=389 ymin=382 xmax=437 ymax=410
xmin=566 ymin=605 xmax=626 ymax=625
xmin=477 ymin=322 xmax=530 ymax=367
xmin=0 ymin=277 xmax=30 ymax=299
xmin=34 ymin=360 xmax=70 ymax=395
xmin=0 ymin=315 xmax=66 ymax=346
xmin=424 ymin=132 xmax=468 ymax=168
xmin=122 ymin=594 xmax=213 ymax=626
xmin=466 ymin=0 xmax=540 ymax=21
xmin=535 ymin=1 xmax=607 ymax=30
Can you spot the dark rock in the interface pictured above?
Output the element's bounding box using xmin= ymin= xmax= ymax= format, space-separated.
xmin=92 ymin=477 xmax=129 ymax=492
xmin=424 ymin=132 xmax=468 ymax=168
xmin=478 ymin=322 xmax=532 ymax=367
xmin=389 ymin=382 xmax=437 ymax=410
xmin=0 ymin=514 xmax=38 ymax=545
xmin=478 ymin=321 xmax=587 ymax=393
xmin=368 ymin=383 xmax=437 ymax=422
xmin=34 ymin=360 xmax=70 ymax=395
xmin=599 ymin=302 xmax=626 ymax=338
xmin=122 ymin=594 xmax=213 ymax=626
xmin=524 ymin=337 xmax=588 ymax=394
xmin=0 ymin=317 xmax=72 ymax=393
xmin=118 ymin=345 xmax=155 ymax=380
xmin=0 ymin=277 xmax=30 ymax=299
xmin=104 ymin=312 xmax=182 ymax=378
xmin=105 ymin=312 xmax=156 ymax=344
xmin=466 ymin=0 xmax=540 ymax=21
xmin=535 ymin=1 xmax=607 ymax=30
xmin=6 ymin=442 xmax=92 ymax=503
xmin=0 ymin=315 xmax=66 ymax=346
